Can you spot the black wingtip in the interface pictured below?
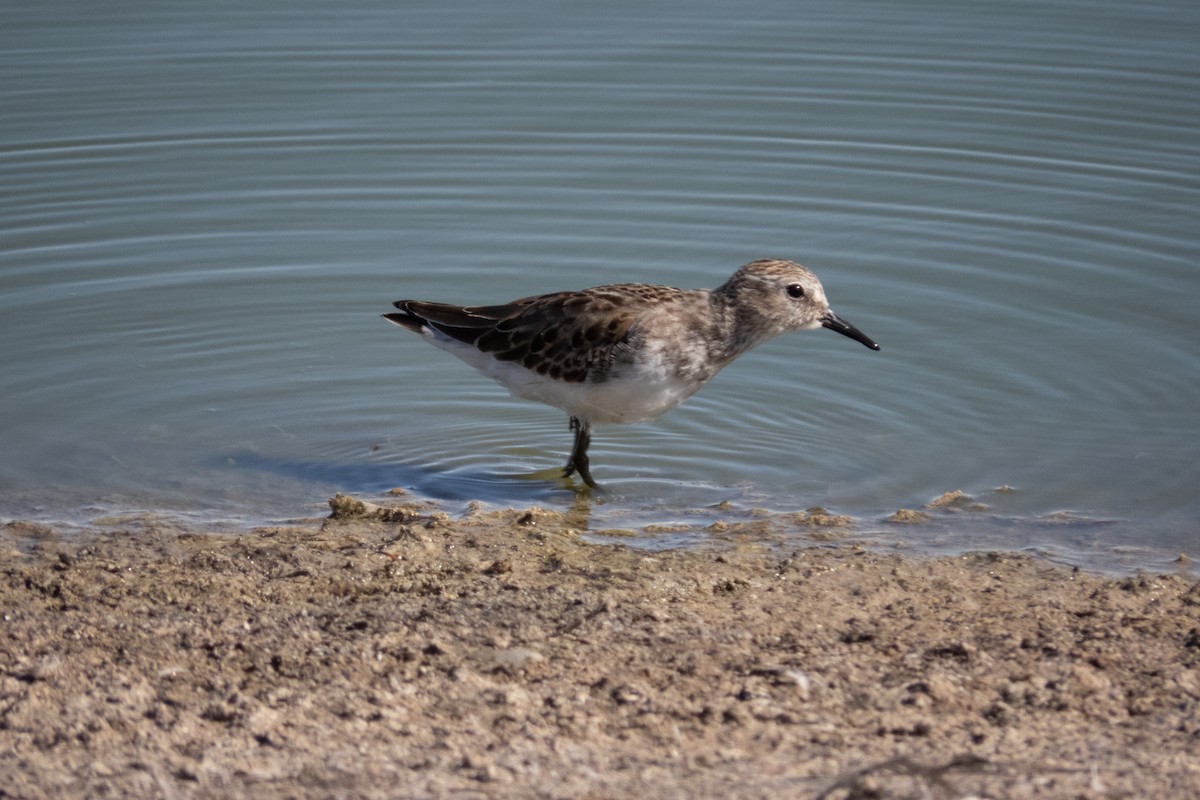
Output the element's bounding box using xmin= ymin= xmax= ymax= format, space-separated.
xmin=382 ymin=311 xmax=425 ymax=333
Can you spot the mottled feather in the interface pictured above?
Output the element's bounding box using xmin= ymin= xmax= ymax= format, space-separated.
xmin=388 ymin=285 xmax=693 ymax=384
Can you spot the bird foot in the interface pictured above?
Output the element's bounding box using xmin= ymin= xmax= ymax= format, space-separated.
xmin=562 ymin=460 xmax=598 ymax=490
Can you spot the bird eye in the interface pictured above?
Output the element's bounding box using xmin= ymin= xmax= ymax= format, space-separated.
xmin=786 ymin=284 xmax=805 ymax=299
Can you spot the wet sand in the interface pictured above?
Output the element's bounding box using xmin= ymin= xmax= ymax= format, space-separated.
xmin=2 ymin=494 xmax=1199 ymax=798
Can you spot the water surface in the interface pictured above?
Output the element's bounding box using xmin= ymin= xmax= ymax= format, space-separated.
xmin=3 ymin=0 xmax=1198 ymax=572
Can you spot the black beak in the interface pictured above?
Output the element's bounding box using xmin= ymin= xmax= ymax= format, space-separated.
xmin=821 ymin=311 xmax=881 ymax=351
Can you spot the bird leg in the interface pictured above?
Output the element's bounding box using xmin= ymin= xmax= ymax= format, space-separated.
xmin=564 ymin=416 xmax=597 ymax=488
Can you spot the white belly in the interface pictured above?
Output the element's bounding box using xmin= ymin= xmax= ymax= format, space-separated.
xmin=425 ymin=334 xmax=708 ymax=425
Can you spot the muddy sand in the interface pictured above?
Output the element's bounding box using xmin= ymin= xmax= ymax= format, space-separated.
xmin=2 ymin=493 xmax=1199 ymax=799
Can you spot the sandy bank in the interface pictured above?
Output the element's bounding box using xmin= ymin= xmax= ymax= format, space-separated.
xmin=2 ymin=495 xmax=1198 ymax=798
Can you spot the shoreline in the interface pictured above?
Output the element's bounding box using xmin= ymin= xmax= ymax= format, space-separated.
xmin=3 ymin=495 xmax=1199 ymax=797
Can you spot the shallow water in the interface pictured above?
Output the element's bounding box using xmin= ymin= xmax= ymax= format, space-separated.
xmin=3 ymin=0 xmax=1198 ymax=573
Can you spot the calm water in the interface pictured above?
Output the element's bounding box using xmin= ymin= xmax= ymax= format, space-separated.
xmin=3 ymin=1 xmax=1198 ymax=573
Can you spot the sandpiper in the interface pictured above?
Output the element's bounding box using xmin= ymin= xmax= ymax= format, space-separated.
xmin=384 ymin=258 xmax=879 ymax=488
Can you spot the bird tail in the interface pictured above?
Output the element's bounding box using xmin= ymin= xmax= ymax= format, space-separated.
xmin=381 ymin=311 xmax=426 ymax=333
